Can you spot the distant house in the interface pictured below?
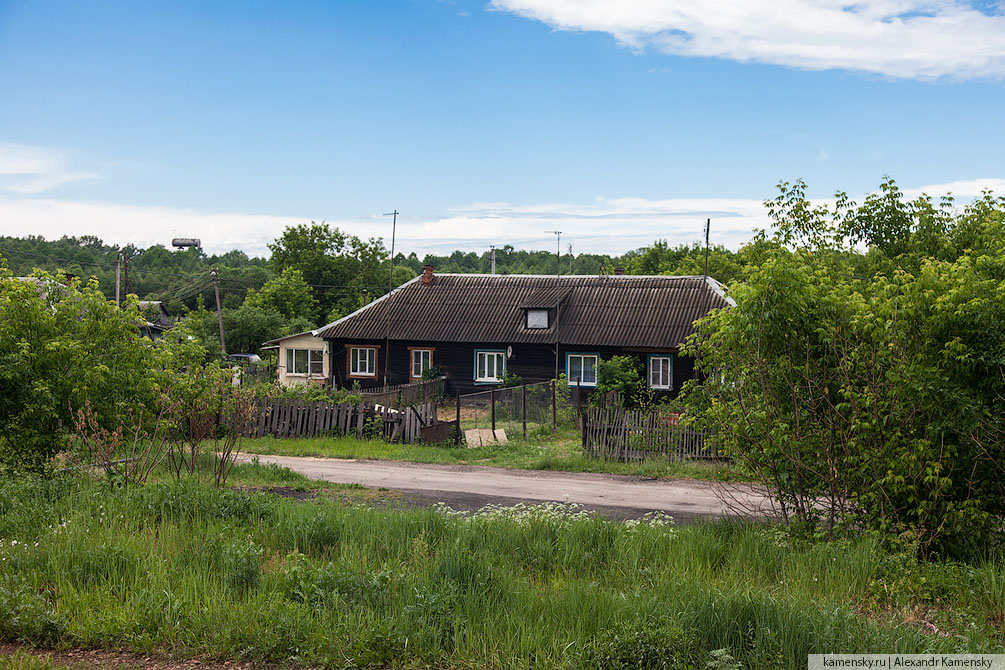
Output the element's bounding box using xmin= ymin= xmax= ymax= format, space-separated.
xmin=313 ymin=266 xmax=732 ymax=396
xmin=137 ymin=300 xmax=174 ymax=340
xmin=263 ymin=331 xmax=329 ymax=387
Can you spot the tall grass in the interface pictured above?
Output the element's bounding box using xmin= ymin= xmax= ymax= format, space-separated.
xmin=0 ymin=474 xmax=1000 ymax=669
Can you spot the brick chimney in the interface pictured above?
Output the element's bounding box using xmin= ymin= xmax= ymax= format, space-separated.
xmin=614 ymin=267 xmax=625 ymax=275
xmin=420 ymin=264 xmax=435 ymax=286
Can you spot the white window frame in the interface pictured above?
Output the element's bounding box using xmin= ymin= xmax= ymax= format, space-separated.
xmin=348 ymin=346 xmax=377 ymax=377
xmin=649 ymin=355 xmax=673 ymax=390
xmin=286 ymin=347 xmax=324 ymax=376
xmin=526 ymin=309 xmax=549 ymax=329
xmin=410 ymin=348 xmax=433 ymax=379
xmin=566 ymin=353 xmax=599 ymax=387
xmin=474 ymin=350 xmax=506 ymax=383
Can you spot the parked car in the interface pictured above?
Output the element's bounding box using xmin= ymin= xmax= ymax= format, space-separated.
xmin=226 ymin=353 xmax=261 ymax=365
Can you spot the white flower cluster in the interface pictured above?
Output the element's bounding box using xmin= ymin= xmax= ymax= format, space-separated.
xmin=432 ymin=501 xmax=595 ymax=526
xmin=0 ymin=537 xmax=40 ymax=561
xmin=433 ymin=502 xmax=678 ymax=532
xmin=471 ymin=501 xmax=595 ymax=527
xmin=623 ymin=510 xmax=677 ymax=532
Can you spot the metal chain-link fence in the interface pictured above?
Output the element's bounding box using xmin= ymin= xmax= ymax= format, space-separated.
xmin=449 ymin=380 xmax=579 ymax=445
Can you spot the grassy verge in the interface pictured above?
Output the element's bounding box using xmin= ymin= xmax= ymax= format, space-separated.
xmin=238 ymin=429 xmax=749 ymax=481
xmin=1 ymin=474 xmax=1002 ymax=669
xmin=146 ymin=453 xmax=402 ymax=504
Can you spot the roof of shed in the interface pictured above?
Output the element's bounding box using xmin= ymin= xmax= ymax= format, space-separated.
xmin=315 ymin=273 xmax=732 ymax=349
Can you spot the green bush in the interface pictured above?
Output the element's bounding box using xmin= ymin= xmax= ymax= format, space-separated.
xmin=595 ymin=355 xmax=644 ymax=406
xmin=579 ymin=623 xmax=699 ymax=670
xmin=682 ymin=182 xmax=1005 ymax=557
xmin=0 ymin=264 xmax=204 ymax=473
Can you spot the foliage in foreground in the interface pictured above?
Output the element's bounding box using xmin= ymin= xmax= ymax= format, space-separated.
xmin=0 ymin=475 xmax=1001 ymax=669
xmin=0 ymin=264 xmax=205 ymax=473
xmin=683 ymin=179 xmax=1005 ymax=556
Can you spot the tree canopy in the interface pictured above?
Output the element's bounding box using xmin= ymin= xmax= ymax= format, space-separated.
xmin=682 ymin=179 xmax=1005 ymax=556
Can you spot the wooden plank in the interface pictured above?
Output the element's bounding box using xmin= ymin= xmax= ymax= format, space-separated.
xmin=274 ymin=399 xmax=284 ymax=438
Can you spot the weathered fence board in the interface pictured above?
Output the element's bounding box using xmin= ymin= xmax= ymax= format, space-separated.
xmin=581 ymin=406 xmax=716 ymax=462
xmin=359 ymin=377 xmax=445 ymax=408
xmin=238 ymin=397 xmax=437 ymax=443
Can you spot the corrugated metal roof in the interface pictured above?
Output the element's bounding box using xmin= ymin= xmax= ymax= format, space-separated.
xmin=315 ymin=273 xmax=732 ymax=349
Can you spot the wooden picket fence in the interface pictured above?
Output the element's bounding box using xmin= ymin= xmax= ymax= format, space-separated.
xmin=582 ymin=405 xmax=716 ymax=462
xmin=359 ymin=377 xmax=446 ymax=408
xmin=241 ymin=397 xmax=437 ymax=443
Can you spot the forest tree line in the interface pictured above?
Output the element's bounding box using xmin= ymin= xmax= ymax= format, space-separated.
xmin=0 ymin=224 xmax=747 ymax=356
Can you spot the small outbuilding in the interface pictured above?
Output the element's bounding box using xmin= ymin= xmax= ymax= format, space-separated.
xmin=263 ymin=330 xmax=329 ymax=387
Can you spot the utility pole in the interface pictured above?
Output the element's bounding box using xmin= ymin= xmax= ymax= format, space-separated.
xmin=568 ymin=244 xmax=573 ymax=274
xmin=382 ymin=210 xmax=398 ymax=389
xmin=115 ymin=254 xmax=121 ymax=306
xmin=122 ymin=254 xmax=133 ymax=297
xmin=546 ymin=230 xmax=562 ymax=380
xmin=546 ymin=230 xmax=562 ymax=278
xmin=703 ymin=218 xmax=711 ymax=279
xmin=490 ymin=245 xmax=496 ymax=275
xmin=211 ymin=268 xmax=227 ymax=356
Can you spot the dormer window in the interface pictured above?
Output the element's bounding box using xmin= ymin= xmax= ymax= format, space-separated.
xmin=526 ymin=309 xmax=549 ymax=329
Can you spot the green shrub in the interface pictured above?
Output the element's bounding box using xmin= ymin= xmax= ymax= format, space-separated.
xmin=579 ymin=623 xmax=699 ymax=670
xmin=595 ymin=355 xmax=644 ymax=406
xmin=220 ymin=539 xmax=262 ymax=594
xmin=0 ymin=577 xmax=66 ymax=645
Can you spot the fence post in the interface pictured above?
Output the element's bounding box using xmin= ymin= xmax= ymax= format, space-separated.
xmin=455 ymin=390 xmax=461 ymax=445
xmin=490 ymin=388 xmax=496 ymax=433
xmin=521 ymin=383 xmax=527 ymax=439
xmin=576 ymin=376 xmax=581 ymax=427
xmin=551 ymin=379 xmax=557 ymax=431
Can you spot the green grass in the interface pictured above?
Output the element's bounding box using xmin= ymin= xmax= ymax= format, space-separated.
xmin=147 ymin=453 xmax=388 ymax=502
xmin=0 ymin=651 xmax=56 ymax=670
xmin=1 ymin=473 xmax=1001 ymax=669
xmin=238 ymin=429 xmax=750 ymax=482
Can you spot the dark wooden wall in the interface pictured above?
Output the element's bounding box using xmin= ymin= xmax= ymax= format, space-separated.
xmin=328 ymin=337 xmax=696 ymax=399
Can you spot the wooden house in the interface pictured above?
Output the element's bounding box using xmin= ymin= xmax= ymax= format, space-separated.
xmin=314 ymin=266 xmax=732 ymax=396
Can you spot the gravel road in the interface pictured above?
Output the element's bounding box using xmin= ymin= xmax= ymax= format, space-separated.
xmin=237 ymin=454 xmax=774 ymax=522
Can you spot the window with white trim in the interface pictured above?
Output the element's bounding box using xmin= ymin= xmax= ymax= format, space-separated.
xmin=649 ymin=355 xmax=673 ymax=389
xmin=475 ymin=350 xmax=506 ymax=383
xmin=349 ymin=347 xmax=376 ymax=377
xmin=411 ymin=349 xmax=432 ymax=379
xmin=567 ymin=354 xmax=598 ymax=386
xmin=286 ymin=348 xmax=324 ymax=375
xmin=526 ymin=309 xmax=549 ymax=329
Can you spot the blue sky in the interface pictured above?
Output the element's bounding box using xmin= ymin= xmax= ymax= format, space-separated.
xmin=0 ymin=0 xmax=1003 ymax=256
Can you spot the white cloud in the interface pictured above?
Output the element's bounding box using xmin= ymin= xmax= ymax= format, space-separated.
xmin=0 ymin=194 xmax=769 ymax=257
xmin=491 ymin=0 xmax=1005 ymax=80
xmin=1 ymin=178 xmax=1002 ymax=259
xmin=403 ymin=197 xmax=769 ymax=253
xmin=902 ymin=177 xmax=1005 ymax=197
xmin=0 ymin=143 xmax=99 ymax=194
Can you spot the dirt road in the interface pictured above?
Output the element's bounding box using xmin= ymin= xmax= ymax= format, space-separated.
xmin=237 ymin=454 xmax=774 ymax=522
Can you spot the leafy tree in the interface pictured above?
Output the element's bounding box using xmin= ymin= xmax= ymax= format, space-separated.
xmin=0 ymin=260 xmax=204 ymax=472
xmin=243 ymin=267 xmax=318 ymax=323
xmin=176 ymin=295 xmax=222 ymax=359
xmin=221 ymin=304 xmax=286 ymax=355
xmin=595 ymin=356 xmax=644 ymax=406
xmin=681 ymin=182 xmax=1005 ymax=556
xmin=268 ymin=222 xmax=389 ymax=321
